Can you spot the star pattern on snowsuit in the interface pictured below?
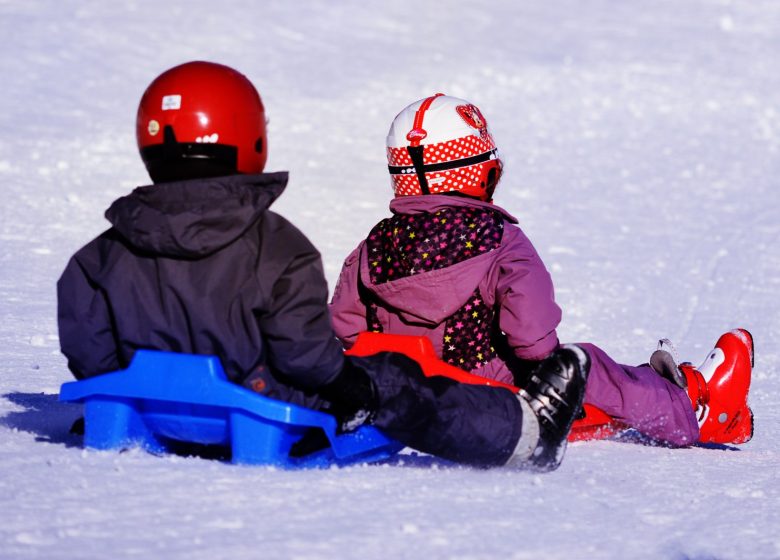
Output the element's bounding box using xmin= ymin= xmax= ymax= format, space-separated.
xmin=364 ymin=205 xmax=504 ymax=371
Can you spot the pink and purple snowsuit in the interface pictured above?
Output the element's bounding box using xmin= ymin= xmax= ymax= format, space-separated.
xmin=330 ymin=194 xmax=699 ymax=446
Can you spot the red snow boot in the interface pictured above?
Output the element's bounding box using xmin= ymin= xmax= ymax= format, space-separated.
xmin=680 ymin=329 xmax=754 ymax=445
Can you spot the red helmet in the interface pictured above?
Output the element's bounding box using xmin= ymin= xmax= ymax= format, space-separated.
xmin=136 ymin=61 xmax=267 ymax=183
xmin=386 ymin=94 xmax=503 ymax=201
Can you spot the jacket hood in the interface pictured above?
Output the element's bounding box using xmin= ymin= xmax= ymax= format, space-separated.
xmin=105 ymin=172 xmax=288 ymax=258
xmin=360 ymin=249 xmax=499 ymax=326
xmin=359 ymin=195 xmax=516 ymax=326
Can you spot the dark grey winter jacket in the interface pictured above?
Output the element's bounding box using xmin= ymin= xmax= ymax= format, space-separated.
xmin=57 ymin=172 xmax=344 ymax=405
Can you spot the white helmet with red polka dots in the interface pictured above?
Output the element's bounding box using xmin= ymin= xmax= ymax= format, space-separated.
xmin=386 ymin=93 xmax=503 ymax=201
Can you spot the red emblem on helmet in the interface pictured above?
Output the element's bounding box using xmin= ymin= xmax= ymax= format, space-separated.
xmin=406 ymin=128 xmax=428 ymax=142
xmin=456 ymin=104 xmax=486 ymax=130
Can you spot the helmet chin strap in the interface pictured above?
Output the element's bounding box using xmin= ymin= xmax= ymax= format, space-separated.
xmin=406 ymin=145 xmax=429 ymax=194
xmin=405 ymin=93 xmax=443 ymax=195
xmin=162 ymin=125 xmax=183 ymax=160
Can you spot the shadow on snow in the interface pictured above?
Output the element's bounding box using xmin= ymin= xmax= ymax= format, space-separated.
xmin=1 ymin=392 xmax=84 ymax=448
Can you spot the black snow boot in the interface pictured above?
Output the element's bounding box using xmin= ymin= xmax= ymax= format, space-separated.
xmin=516 ymin=344 xmax=590 ymax=472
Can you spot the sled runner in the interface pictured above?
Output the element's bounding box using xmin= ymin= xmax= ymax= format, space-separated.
xmin=58 ymin=350 xmax=403 ymax=467
xmin=345 ymin=332 xmax=625 ymax=442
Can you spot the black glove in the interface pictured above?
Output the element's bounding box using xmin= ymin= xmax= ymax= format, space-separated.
xmin=506 ymin=355 xmax=545 ymax=388
xmin=319 ymin=357 xmax=379 ymax=432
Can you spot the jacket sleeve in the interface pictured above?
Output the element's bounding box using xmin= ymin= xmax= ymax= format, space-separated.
xmin=57 ymin=250 xmax=121 ymax=379
xmin=255 ymin=224 xmax=345 ymax=390
xmin=328 ymin=244 xmax=368 ymax=349
xmin=494 ymin=227 xmax=561 ymax=361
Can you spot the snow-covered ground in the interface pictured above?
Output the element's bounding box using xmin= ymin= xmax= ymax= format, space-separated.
xmin=2 ymin=1 xmax=780 ymax=558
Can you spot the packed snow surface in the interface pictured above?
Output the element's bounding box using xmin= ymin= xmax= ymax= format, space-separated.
xmin=2 ymin=1 xmax=780 ymax=559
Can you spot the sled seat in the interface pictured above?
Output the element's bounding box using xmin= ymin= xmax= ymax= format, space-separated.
xmin=58 ymin=350 xmax=403 ymax=468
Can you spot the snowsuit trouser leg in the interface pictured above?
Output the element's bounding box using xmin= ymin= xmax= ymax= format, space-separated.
xmin=577 ymin=343 xmax=699 ymax=445
xmin=352 ymin=352 xmax=523 ymax=467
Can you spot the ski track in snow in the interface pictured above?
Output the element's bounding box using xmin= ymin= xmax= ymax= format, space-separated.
xmin=2 ymin=1 xmax=780 ymax=559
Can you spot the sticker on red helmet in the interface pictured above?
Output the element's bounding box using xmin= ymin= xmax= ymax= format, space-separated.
xmin=195 ymin=133 xmax=220 ymax=144
xmin=147 ymin=120 xmax=160 ymax=136
xmin=456 ymin=104 xmax=486 ymax=130
xmin=161 ymin=95 xmax=182 ymax=111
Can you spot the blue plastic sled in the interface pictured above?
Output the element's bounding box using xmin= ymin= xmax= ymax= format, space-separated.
xmin=58 ymin=350 xmax=403 ymax=468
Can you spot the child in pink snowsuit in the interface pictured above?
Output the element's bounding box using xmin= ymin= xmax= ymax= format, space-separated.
xmin=331 ymin=94 xmax=754 ymax=447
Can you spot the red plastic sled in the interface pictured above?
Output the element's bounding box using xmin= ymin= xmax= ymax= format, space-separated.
xmin=345 ymin=332 xmax=626 ymax=442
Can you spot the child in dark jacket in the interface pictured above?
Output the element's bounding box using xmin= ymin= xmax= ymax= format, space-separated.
xmin=330 ymin=94 xmax=754 ymax=447
xmin=57 ymin=63 xmax=589 ymax=471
